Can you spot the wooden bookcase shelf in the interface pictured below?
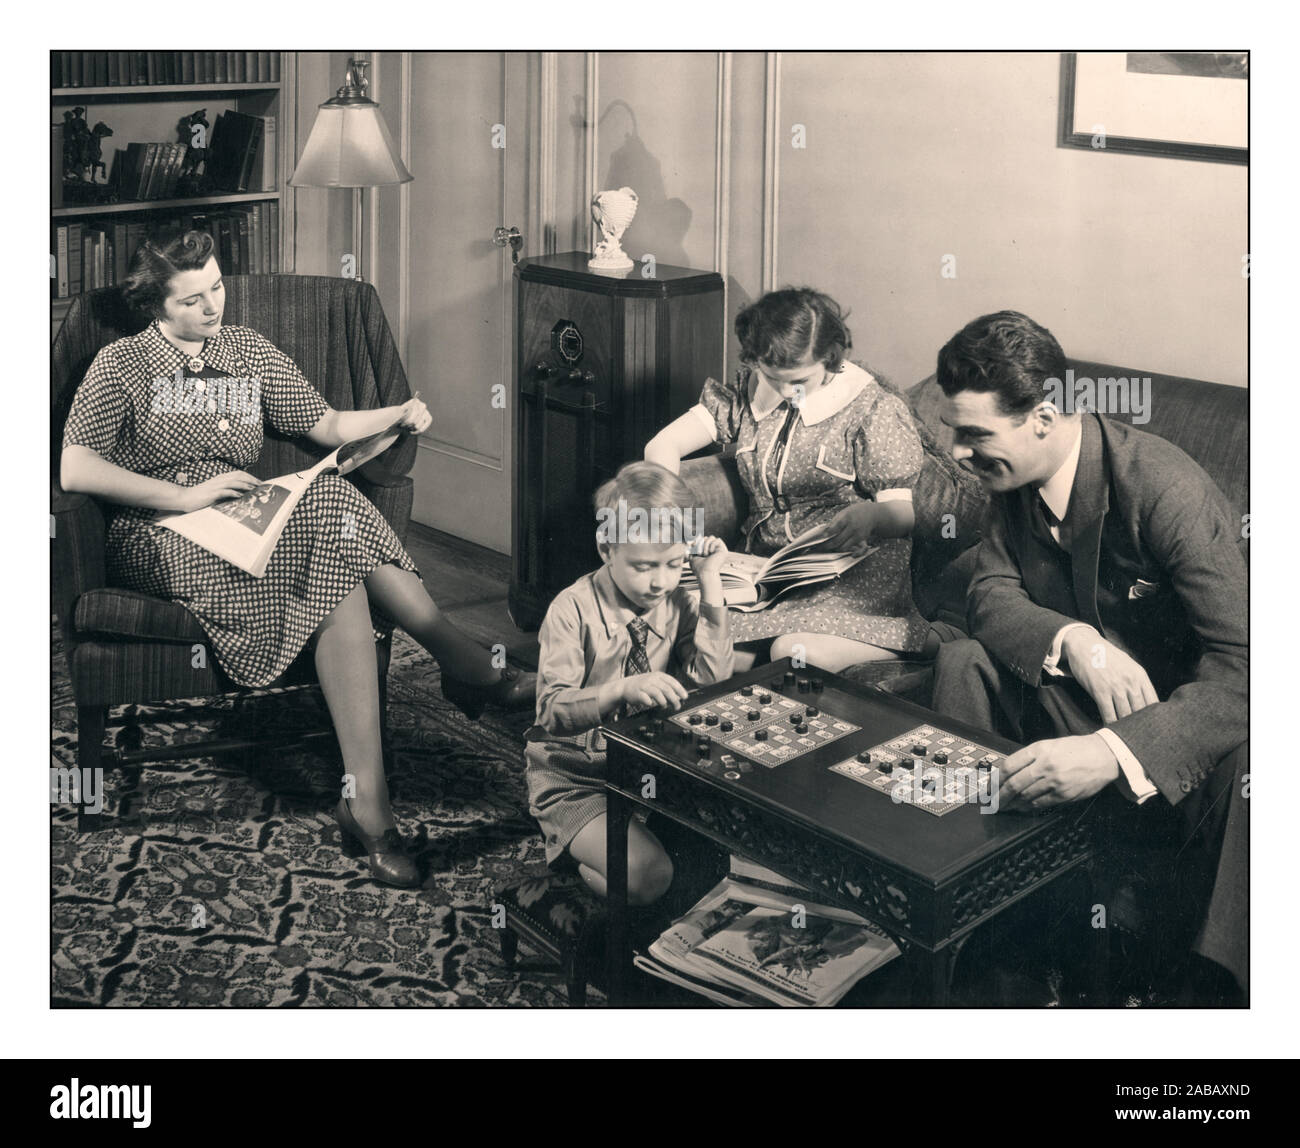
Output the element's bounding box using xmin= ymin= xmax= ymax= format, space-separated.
xmin=54 ymin=191 xmax=281 ymax=219
xmin=53 ymin=83 xmax=282 ymax=99
xmin=51 ymin=54 xmax=297 ymax=341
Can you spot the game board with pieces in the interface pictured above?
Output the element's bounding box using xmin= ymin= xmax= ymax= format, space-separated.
xmin=828 ymin=723 xmax=1006 ymax=817
xmin=666 ymin=683 xmax=860 ymax=767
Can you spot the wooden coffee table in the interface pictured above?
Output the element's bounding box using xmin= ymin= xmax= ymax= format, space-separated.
xmin=602 ymin=658 xmax=1105 ymax=1006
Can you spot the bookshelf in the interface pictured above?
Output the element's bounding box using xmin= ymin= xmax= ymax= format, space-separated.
xmin=51 ymin=52 xmax=298 ymax=341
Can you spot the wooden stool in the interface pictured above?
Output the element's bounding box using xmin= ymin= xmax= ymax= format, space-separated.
xmin=494 ymin=870 xmax=604 ymax=1006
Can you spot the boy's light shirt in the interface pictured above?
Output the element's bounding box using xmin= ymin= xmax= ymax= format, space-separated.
xmin=532 ymin=565 xmax=734 ymax=743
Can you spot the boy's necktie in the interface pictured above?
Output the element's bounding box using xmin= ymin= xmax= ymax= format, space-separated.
xmin=622 ymin=617 xmax=653 ymax=716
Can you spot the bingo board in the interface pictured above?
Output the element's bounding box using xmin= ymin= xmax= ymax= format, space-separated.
xmin=828 ymin=723 xmax=1006 ymax=817
xmin=665 ymin=683 xmax=860 ymax=768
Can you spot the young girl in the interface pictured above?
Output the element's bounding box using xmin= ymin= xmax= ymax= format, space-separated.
xmin=646 ymin=287 xmax=959 ymax=672
xmin=525 ymin=461 xmax=733 ymax=905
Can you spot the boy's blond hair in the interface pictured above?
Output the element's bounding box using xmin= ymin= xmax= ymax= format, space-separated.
xmin=594 ymin=461 xmax=703 ymax=547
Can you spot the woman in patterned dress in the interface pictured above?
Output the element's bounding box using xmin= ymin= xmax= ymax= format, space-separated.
xmin=59 ymin=229 xmax=536 ymax=888
xmin=646 ymin=288 xmax=959 ymax=672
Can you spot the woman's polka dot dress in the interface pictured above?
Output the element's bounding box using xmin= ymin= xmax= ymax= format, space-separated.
xmin=61 ymin=319 xmax=419 ymax=688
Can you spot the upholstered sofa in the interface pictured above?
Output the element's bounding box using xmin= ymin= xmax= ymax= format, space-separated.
xmin=679 ymin=357 xmax=1248 ymax=687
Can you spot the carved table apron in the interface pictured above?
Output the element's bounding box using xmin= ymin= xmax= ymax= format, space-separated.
xmin=602 ymin=657 xmax=1103 ymax=1007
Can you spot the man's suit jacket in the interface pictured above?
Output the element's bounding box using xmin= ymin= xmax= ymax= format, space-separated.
xmin=967 ymin=412 xmax=1247 ymax=804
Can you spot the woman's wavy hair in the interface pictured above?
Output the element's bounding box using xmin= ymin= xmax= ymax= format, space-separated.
xmin=735 ymin=288 xmax=852 ymax=374
xmin=121 ymin=228 xmax=217 ymax=320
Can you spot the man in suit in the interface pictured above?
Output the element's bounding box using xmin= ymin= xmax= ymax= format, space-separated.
xmin=930 ymin=311 xmax=1248 ymax=1004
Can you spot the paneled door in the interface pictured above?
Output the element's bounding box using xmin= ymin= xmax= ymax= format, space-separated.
xmin=383 ymin=52 xmax=530 ymax=553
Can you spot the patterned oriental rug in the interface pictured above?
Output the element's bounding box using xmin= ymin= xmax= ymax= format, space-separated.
xmin=52 ymin=624 xmax=1168 ymax=1009
xmin=51 ymin=627 xmax=574 ymax=1007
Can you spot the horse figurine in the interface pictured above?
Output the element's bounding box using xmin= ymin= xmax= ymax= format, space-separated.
xmin=176 ymin=108 xmax=209 ymax=195
xmin=62 ymin=106 xmax=113 ymax=184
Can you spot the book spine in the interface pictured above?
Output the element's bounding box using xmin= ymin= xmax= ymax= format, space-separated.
xmin=51 ymin=51 xmax=62 ymax=88
xmin=106 ymin=50 xmax=118 ymax=86
xmin=250 ymin=203 xmax=262 ymax=275
xmin=257 ymin=51 xmax=269 ymax=83
xmin=113 ymin=221 xmax=129 ymax=283
xmin=126 ymin=222 xmax=147 ymax=269
xmin=182 ymin=51 xmax=194 ymax=84
xmin=56 ymin=225 xmax=69 ymax=298
xmin=139 ymin=143 xmax=160 ymax=199
xmin=237 ymin=211 xmax=250 ymax=272
xmin=238 ymin=117 xmax=263 ymax=192
xmin=269 ymin=200 xmax=279 ymax=273
xmin=69 ymin=52 xmax=82 ymax=87
xmin=214 ymin=50 xmax=226 ymax=84
xmin=269 ymin=52 xmax=279 ymax=83
xmin=202 ymin=51 xmax=214 ymax=84
xmin=244 ymin=51 xmax=256 ymax=85
xmin=68 ymin=222 xmax=82 ymax=295
xmin=260 ymin=115 xmax=276 ymax=190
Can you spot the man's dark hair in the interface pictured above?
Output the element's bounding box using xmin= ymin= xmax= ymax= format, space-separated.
xmin=936 ymin=310 xmax=1068 ymax=417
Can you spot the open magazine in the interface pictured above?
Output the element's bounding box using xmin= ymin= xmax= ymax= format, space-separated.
xmin=637 ymin=859 xmax=899 ymax=1007
xmin=679 ymin=533 xmax=877 ymax=611
xmin=155 ymin=415 xmax=407 ymax=578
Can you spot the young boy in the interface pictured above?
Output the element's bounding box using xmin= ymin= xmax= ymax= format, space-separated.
xmin=525 ymin=461 xmax=733 ymax=905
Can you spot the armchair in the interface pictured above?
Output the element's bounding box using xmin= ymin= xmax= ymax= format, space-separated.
xmin=51 ymin=274 xmax=416 ymax=830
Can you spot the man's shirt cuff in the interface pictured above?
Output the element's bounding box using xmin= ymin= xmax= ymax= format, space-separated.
xmin=1096 ymin=727 xmax=1157 ymax=804
xmin=1043 ymin=622 xmax=1095 ymax=678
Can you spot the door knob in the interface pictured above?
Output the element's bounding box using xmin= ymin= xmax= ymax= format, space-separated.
xmin=493 ymin=226 xmax=523 ymax=264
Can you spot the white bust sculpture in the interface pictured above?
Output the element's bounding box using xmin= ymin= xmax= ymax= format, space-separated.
xmin=588 ymin=186 xmax=639 ymax=270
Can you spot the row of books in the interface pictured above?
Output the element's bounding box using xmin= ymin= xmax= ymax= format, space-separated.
xmin=109 ymin=113 xmax=275 ymax=200
xmin=52 ymin=203 xmax=281 ymax=298
xmin=52 ymin=51 xmax=280 ymax=88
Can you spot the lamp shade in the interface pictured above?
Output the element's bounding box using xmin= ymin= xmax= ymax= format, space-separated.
xmin=290 ymin=101 xmax=412 ymax=188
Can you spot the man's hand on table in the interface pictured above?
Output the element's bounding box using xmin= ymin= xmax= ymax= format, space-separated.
xmin=997 ymin=733 xmax=1120 ymax=811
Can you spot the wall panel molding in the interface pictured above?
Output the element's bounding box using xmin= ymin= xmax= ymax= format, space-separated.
xmin=762 ymin=51 xmax=781 ymax=292
xmin=714 ymin=51 xmax=732 ymax=278
xmin=584 ymin=52 xmax=599 ymax=252
xmin=540 ymin=52 xmax=558 ymax=255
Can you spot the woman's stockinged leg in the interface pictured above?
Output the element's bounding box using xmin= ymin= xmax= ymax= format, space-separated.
xmin=313 ymin=583 xmax=392 ymax=835
xmin=363 ymin=564 xmax=501 ymax=686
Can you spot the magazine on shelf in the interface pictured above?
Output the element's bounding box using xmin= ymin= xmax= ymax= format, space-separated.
xmin=643 ymin=867 xmax=899 ymax=1007
xmin=678 ymin=532 xmax=876 ymax=610
xmin=155 ymin=415 xmax=407 ymax=579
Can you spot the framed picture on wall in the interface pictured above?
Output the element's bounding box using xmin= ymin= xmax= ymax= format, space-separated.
xmin=1058 ymin=51 xmax=1248 ymax=165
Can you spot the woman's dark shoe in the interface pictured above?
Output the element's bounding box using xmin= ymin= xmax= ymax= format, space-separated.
xmin=333 ymin=798 xmax=420 ymax=889
xmin=441 ymin=664 xmax=537 ymax=720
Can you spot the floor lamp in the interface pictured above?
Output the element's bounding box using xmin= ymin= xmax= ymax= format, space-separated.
xmin=289 ymin=58 xmax=412 ymax=282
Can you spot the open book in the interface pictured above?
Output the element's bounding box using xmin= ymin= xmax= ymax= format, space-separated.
xmin=637 ymin=859 xmax=899 ymax=1007
xmin=679 ymin=533 xmax=876 ymax=611
xmin=155 ymin=416 xmax=407 ymax=578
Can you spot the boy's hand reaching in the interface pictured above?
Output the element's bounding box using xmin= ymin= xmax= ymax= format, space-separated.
xmin=622 ymin=672 xmax=690 ymax=713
